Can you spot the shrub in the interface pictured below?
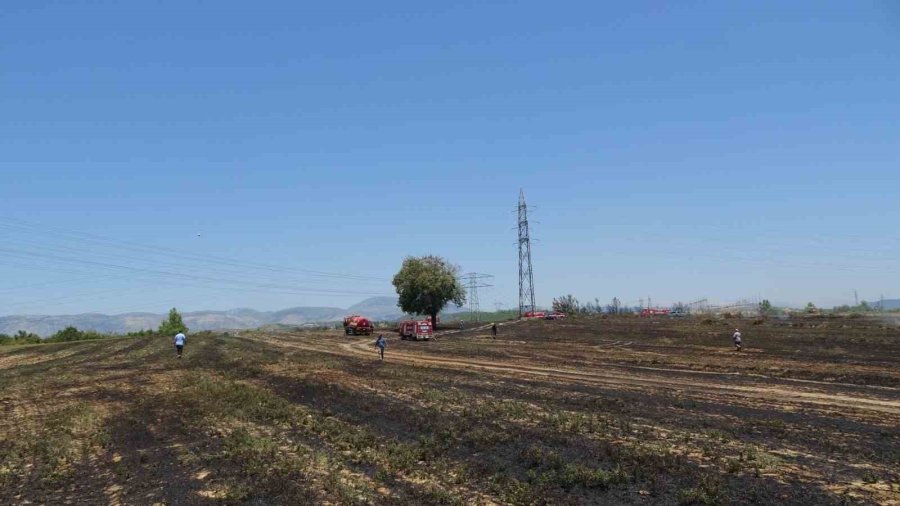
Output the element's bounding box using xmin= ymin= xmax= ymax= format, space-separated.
xmin=45 ymin=327 xmax=107 ymax=343
xmin=0 ymin=330 xmax=42 ymax=345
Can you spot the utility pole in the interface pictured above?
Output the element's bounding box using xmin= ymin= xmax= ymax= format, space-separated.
xmin=518 ymin=189 xmax=536 ymax=318
xmin=461 ymin=273 xmax=493 ymax=322
xmin=881 ymin=294 xmax=885 ymax=313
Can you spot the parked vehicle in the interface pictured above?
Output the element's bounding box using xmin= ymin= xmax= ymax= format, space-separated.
xmin=523 ymin=311 xmax=546 ymax=319
xmin=544 ymin=311 xmax=567 ymax=320
xmin=398 ymin=320 xmax=433 ymax=341
xmin=342 ymin=315 xmax=374 ymax=335
xmin=640 ymin=308 xmax=671 ymax=317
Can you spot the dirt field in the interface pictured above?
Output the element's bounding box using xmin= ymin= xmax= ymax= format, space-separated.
xmin=1 ymin=315 xmax=898 ymax=505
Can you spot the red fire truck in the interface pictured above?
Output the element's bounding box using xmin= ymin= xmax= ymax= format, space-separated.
xmin=544 ymin=311 xmax=567 ymax=320
xmin=342 ymin=315 xmax=374 ymax=335
xmin=639 ymin=308 xmax=671 ymax=317
xmin=398 ymin=320 xmax=433 ymax=341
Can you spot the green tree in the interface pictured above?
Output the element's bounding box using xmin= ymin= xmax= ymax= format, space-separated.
xmin=805 ymin=302 xmax=818 ymax=314
xmin=392 ymin=256 xmax=465 ymax=328
xmin=14 ymin=330 xmax=41 ymax=344
xmin=759 ymin=299 xmax=773 ymax=317
xmin=46 ymin=327 xmax=105 ymax=343
xmin=50 ymin=326 xmax=84 ymax=342
xmin=158 ymin=308 xmax=188 ymax=335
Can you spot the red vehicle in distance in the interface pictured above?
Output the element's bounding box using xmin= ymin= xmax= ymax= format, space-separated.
xmin=640 ymin=308 xmax=671 ymax=317
xmin=398 ymin=320 xmax=433 ymax=341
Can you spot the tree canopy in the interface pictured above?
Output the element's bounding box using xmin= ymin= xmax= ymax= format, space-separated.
xmin=392 ymin=255 xmax=465 ymax=327
xmin=46 ymin=326 xmax=105 ymax=343
xmin=0 ymin=331 xmax=40 ymax=346
xmin=158 ymin=308 xmax=188 ymax=335
xmin=552 ymin=294 xmax=580 ymax=314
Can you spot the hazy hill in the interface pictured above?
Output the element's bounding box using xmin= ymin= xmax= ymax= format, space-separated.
xmin=0 ymin=297 xmax=401 ymax=337
xmin=348 ymin=296 xmax=466 ymax=320
xmin=347 ymin=296 xmax=405 ymax=320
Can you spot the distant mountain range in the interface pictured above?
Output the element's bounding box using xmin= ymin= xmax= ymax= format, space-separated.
xmin=0 ymin=296 xmax=415 ymax=337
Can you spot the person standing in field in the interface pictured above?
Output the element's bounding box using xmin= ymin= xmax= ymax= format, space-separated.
xmin=732 ymin=329 xmax=742 ymax=352
xmin=174 ymin=331 xmax=186 ymax=358
xmin=374 ymin=334 xmax=386 ymax=361
xmin=491 ymin=323 xmax=498 ymax=338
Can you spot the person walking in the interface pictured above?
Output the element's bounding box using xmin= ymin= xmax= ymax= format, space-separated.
xmin=174 ymin=331 xmax=187 ymax=358
xmin=732 ymin=329 xmax=742 ymax=352
xmin=374 ymin=334 xmax=386 ymax=361
xmin=491 ymin=323 xmax=498 ymax=338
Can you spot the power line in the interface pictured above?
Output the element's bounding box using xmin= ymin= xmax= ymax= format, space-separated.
xmin=0 ymin=217 xmax=388 ymax=283
xmin=0 ymin=247 xmax=390 ymax=299
xmin=0 ymin=216 xmax=399 ymax=306
xmin=0 ymin=236 xmax=381 ymax=292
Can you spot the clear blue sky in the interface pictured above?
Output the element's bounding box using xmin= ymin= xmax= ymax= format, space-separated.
xmin=2 ymin=0 xmax=899 ymax=315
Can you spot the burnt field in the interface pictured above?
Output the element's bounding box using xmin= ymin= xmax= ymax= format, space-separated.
xmin=1 ymin=315 xmax=898 ymax=505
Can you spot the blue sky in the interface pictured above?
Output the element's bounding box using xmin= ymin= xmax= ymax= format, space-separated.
xmin=2 ymin=0 xmax=899 ymax=315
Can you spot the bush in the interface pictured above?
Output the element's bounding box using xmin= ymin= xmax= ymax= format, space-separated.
xmin=45 ymin=327 xmax=107 ymax=343
xmin=126 ymin=329 xmax=155 ymax=337
xmin=49 ymin=326 xmax=83 ymax=342
xmin=0 ymin=330 xmax=42 ymax=346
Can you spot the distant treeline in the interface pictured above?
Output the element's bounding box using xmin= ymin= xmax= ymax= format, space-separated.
xmin=0 ymin=326 xmax=112 ymax=346
xmin=0 ymin=308 xmax=190 ymax=346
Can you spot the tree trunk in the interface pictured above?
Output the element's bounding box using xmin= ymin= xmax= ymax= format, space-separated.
xmin=429 ymin=294 xmax=439 ymax=330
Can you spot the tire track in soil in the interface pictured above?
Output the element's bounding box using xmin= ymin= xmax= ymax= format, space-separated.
xmin=250 ymin=333 xmax=900 ymax=416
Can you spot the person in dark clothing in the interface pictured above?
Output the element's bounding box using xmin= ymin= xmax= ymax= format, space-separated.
xmin=374 ymin=334 xmax=386 ymax=360
xmin=491 ymin=323 xmax=498 ymax=338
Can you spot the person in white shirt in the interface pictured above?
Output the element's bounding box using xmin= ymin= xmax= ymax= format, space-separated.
xmin=732 ymin=329 xmax=742 ymax=352
xmin=174 ymin=332 xmax=186 ymax=358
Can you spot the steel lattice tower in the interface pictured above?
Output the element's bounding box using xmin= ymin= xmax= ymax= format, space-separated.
xmin=518 ymin=189 xmax=536 ymax=317
xmin=460 ymin=272 xmax=493 ymax=322
xmin=469 ymin=276 xmax=480 ymax=317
